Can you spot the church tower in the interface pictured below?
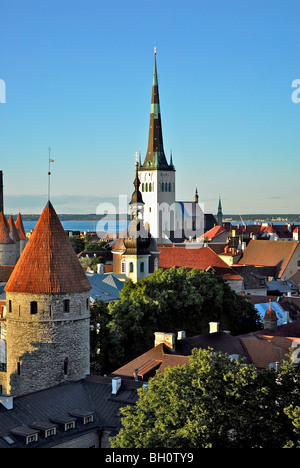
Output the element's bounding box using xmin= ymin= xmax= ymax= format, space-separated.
xmin=4 ymin=201 xmax=92 ymax=397
xmin=138 ymin=50 xmax=175 ymax=243
xmin=217 ymin=195 xmax=223 ymax=226
xmin=113 ymin=161 xmax=160 ymax=282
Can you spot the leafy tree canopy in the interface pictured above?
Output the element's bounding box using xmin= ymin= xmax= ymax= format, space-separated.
xmin=111 ymin=349 xmax=300 ymax=449
xmin=91 ymin=267 xmax=261 ymax=374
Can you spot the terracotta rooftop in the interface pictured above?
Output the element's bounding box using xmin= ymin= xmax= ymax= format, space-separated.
xmin=158 ymin=244 xmax=243 ymax=281
xmin=5 ymin=201 xmax=92 ymax=294
xmin=201 ymin=225 xmax=227 ymax=240
xmin=238 ymin=240 xmax=299 ymax=278
xmin=264 ymin=300 xmax=278 ymax=321
xmin=15 ymin=213 xmax=27 ymax=241
xmin=112 ymin=343 xmax=190 ymax=381
xmin=8 ymin=216 xmax=20 ymax=242
xmin=0 ymin=212 xmax=14 ymax=245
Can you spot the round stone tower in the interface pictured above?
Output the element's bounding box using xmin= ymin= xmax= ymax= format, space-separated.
xmin=4 ymin=201 xmax=92 ymax=397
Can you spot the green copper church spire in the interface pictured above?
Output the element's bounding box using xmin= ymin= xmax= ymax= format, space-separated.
xmin=141 ymin=49 xmax=174 ymax=171
xmin=217 ymin=194 xmax=223 ymax=225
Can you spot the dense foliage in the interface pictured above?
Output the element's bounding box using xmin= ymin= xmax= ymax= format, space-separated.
xmin=90 ymin=267 xmax=261 ymax=374
xmin=111 ymin=348 xmax=300 ymax=449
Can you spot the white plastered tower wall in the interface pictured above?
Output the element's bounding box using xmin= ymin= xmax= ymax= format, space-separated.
xmin=139 ymin=169 xmax=176 ymax=243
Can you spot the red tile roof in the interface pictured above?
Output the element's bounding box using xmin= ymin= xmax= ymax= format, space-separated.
xmin=5 ymin=201 xmax=92 ymax=294
xmin=159 ymin=244 xmax=243 ymax=281
xmin=15 ymin=213 xmax=27 ymax=241
xmin=238 ymin=240 xmax=299 ymax=278
xmin=112 ymin=343 xmax=190 ymax=381
xmin=0 ymin=212 xmax=14 ymax=245
xmin=201 ymin=225 xmax=227 ymax=240
xmin=8 ymin=216 xmax=20 ymax=242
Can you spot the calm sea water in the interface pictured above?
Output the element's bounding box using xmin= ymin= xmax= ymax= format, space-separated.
xmin=23 ymin=220 xmax=129 ymax=234
xmin=23 ymin=219 xmax=299 ymax=235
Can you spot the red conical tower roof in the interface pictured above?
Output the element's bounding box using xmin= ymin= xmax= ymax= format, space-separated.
xmin=0 ymin=212 xmax=14 ymax=244
xmin=8 ymin=216 xmax=20 ymax=242
xmin=15 ymin=212 xmax=26 ymax=241
xmin=5 ymin=201 xmax=92 ymax=294
xmin=264 ymin=300 xmax=278 ymax=322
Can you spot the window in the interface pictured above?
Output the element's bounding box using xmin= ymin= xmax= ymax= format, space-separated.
xmin=17 ymin=362 xmax=21 ymax=375
xmin=8 ymin=300 xmax=12 ymax=313
xmin=86 ymin=298 xmax=89 ymax=310
xmin=140 ymin=262 xmax=145 ymax=273
xmin=64 ymin=299 xmax=70 ymax=313
xmin=165 ymin=183 xmax=168 ymax=192
xmin=64 ymin=358 xmax=69 ymax=376
xmin=142 ymin=183 xmax=144 ymax=192
xmin=161 ymin=183 xmax=164 ymax=192
xmin=145 ymin=183 xmax=148 ymax=192
xmin=149 ymin=183 xmax=152 ymax=192
xmin=168 ymin=183 xmax=171 ymax=192
xmin=129 ymin=262 xmax=134 ymax=273
xmin=30 ymin=301 xmax=38 ymax=315
xmin=121 ymin=261 xmax=126 ymax=273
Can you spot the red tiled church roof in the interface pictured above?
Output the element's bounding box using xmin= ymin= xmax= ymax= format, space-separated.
xmin=5 ymin=201 xmax=92 ymax=294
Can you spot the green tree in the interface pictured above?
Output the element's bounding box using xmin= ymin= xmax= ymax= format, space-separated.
xmin=90 ymin=300 xmax=124 ymax=375
xmin=105 ymin=267 xmax=261 ymax=371
xmin=84 ymin=241 xmax=110 ymax=251
xmin=68 ymin=234 xmax=85 ymax=254
xmin=111 ymin=349 xmax=300 ymax=449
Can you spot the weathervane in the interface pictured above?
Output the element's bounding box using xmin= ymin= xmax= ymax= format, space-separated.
xmin=154 ymin=46 xmax=156 ymax=55
xmin=48 ymin=147 xmax=55 ymax=201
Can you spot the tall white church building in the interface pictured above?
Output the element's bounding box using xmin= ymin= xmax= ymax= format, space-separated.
xmin=138 ymin=51 xmax=217 ymax=244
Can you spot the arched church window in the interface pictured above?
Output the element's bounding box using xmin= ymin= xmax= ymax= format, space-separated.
xmin=129 ymin=262 xmax=134 ymax=273
xmin=142 ymin=183 xmax=145 ymax=192
xmin=140 ymin=262 xmax=145 ymax=273
xmin=165 ymin=183 xmax=168 ymax=192
xmin=168 ymin=183 xmax=171 ymax=192
xmin=145 ymin=183 xmax=148 ymax=192
xmin=161 ymin=183 xmax=164 ymax=192
xmin=149 ymin=183 xmax=152 ymax=192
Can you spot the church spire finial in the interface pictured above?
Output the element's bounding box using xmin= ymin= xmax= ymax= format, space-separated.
xmin=141 ymin=51 xmax=174 ymax=171
xmin=48 ymin=147 xmax=55 ymax=201
xmin=195 ymin=186 xmax=199 ymax=204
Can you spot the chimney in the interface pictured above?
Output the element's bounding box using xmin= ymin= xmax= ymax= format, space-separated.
xmin=111 ymin=377 xmax=121 ymax=395
xmin=154 ymin=332 xmax=176 ymax=351
xmin=0 ymin=394 xmax=13 ymax=410
xmin=0 ymin=171 xmax=3 ymax=214
xmin=209 ymin=322 xmax=220 ymax=333
xmin=177 ymin=331 xmax=186 ymax=340
xmin=97 ymin=263 xmax=104 ymax=274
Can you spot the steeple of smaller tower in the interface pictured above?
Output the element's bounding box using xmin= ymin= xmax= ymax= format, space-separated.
xmin=141 ymin=49 xmax=174 ymax=171
xmin=217 ymin=195 xmax=223 ymax=225
xmin=195 ymin=186 xmax=199 ymax=204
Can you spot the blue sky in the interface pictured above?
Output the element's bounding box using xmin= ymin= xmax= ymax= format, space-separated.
xmin=0 ymin=0 xmax=299 ymax=215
